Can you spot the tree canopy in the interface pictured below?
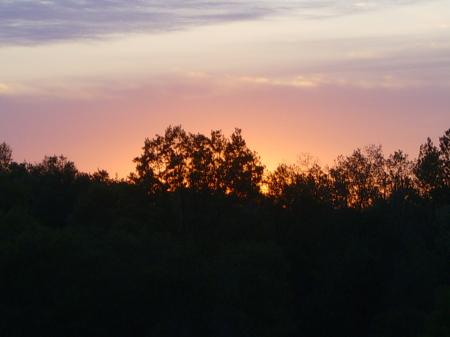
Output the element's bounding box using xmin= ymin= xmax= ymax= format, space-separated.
xmin=0 ymin=142 xmax=12 ymax=170
xmin=130 ymin=125 xmax=264 ymax=198
xmin=1 ymin=126 xmax=450 ymax=337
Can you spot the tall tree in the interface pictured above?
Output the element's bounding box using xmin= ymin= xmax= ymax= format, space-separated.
xmin=130 ymin=125 xmax=190 ymax=192
xmin=329 ymin=145 xmax=385 ymax=209
xmin=27 ymin=155 xmax=82 ymax=228
xmin=222 ymin=128 xmax=264 ymax=198
xmin=385 ymin=150 xmax=415 ymax=197
xmin=266 ymin=155 xmax=331 ymax=210
xmin=130 ymin=126 xmax=264 ymax=198
xmin=439 ymin=129 xmax=450 ymax=188
xmin=0 ymin=142 xmax=12 ymax=170
xmin=414 ymin=132 xmax=450 ymax=204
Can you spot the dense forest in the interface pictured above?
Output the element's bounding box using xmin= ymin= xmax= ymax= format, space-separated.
xmin=1 ymin=126 xmax=450 ymax=336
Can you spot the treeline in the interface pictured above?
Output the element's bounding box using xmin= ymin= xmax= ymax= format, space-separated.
xmin=1 ymin=127 xmax=450 ymax=336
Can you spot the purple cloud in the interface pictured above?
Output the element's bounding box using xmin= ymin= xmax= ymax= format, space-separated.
xmin=0 ymin=0 xmax=426 ymax=46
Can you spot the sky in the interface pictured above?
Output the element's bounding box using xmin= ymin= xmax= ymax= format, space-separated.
xmin=1 ymin=0 xmax=449 ymax=177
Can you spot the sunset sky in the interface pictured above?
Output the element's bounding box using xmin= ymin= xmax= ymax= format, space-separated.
xmin=1 ymin=0 xmax=449 ymax=177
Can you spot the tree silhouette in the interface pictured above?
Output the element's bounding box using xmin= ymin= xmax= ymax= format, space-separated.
xmin=329 ymin=145 xmax=385 ymax=209
xmin=415 ymin=130 xmax=450 ymax=204
xmin=266 ymin=155 xmax=331 ymax=210
xmin=385 ymin=150 xmax=414 ymax=193
xmin=130 ymin=126 xmax=264 ymax=198
xmin=415 ymin=138 xmax=442 ymax=196
xmin=438 ymin=129 xmax=450 ymax=193
xmin=3 ymin=127 xmax=450 ymax=337
xmin=27 ymin=155 xmax=83 ymax=228
xmin=0 ymin=142 xmax=12 ymax=171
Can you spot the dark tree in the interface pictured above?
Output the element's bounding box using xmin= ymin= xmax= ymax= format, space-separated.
xmin=385 ymin=150 xmax=415 ymax=194
xmin=266 ymin=155 xmax=331 ymax=211
xmin=0 ymin=142 xmax=12 ymax=171
xmin=329 ymin=145 xmax=386 ymax=209
xmin=415 ymin=138 xmax=443 ymax=197
xmin=90 ymin=169 xmax=112 ymax=183
xmin=27 ymin=155 xmax=84 ymax=228
xmin=438 ymin=129 xmax=450 ymax=190
xmin=415 ymin=130 xmax=450 ymax=205
xmin=130 ymin=126 xmax=264 ymax=198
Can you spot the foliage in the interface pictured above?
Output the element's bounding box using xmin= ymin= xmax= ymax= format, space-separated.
xmin=0 ymin=142 xmax=12 ymax=170
xmin=415 ymin=129 xmax=450 ymax=204
xmin=130 ymin=125 xmax=264 ymax=198
xmin=1 ymin=127 xmax=450 ymax=336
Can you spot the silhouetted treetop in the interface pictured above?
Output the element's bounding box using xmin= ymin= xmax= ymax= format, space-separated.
xmin=130 ymin=125 xmax=264 ymax=198
xmin=2 ymin=128 xmax=450 ymax=337
xmin=266 ymin=154 xmax=331 ymax=210
xmin=29 ymin=155 xmax=77 ymax=174
xmin=415 ymin=129 xmax=450 ymax=204
xmin=0 ymin=142 xmax=12 ymax=171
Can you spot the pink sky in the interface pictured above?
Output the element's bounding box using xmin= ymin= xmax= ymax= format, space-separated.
xmin=1 ymin=0 xmax=449 ymax=177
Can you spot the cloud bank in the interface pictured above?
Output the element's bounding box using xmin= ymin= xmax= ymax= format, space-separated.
xmin=0 ymin=0 xmax=424 ymax=46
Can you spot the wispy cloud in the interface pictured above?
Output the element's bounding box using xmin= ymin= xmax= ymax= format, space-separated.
xmin=0 ymin=0 xmax=430 ymax=46
xmin=0 ymin=0 xmax=280 ymax=46
xmin=182 ymin=69 xmax=439 ymax=92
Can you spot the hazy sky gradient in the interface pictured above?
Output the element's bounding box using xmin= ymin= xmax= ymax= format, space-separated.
xmin=1 ymin=0 xmax=449 ymax=177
